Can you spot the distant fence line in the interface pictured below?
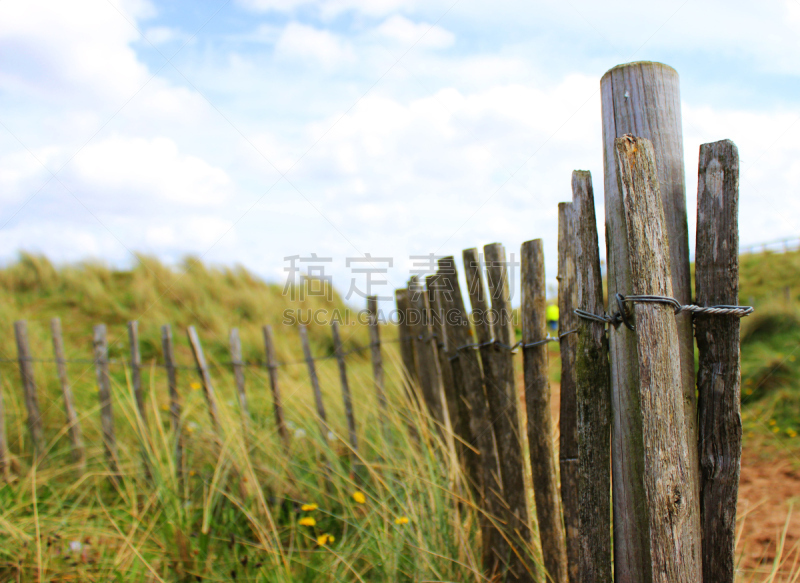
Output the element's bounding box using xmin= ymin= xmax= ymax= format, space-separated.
xmin=740 ymin=236 xmax=800 ymax=255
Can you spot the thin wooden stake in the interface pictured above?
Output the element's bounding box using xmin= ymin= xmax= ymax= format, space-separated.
xmin=93 ymin=324 xmax=119 ymax=478
xmin=602 ymin=62 xmax=699 ymax=582
xmin=366 ymin=296 xmax=390 ymax=446
xmin=695 ymin=139 xmax=741 ymax=583
xmin=520 ymin=239 xmax=567 ymax=583
xmin=263 ymin=325 xmax=290 ymax=449
xmin=395 ymin=288 xmax=419 ymax=391
xmin=572 ymin=170 xmax=612 ymax=582
xmin=162 ymin=325 xmax=183 ymax=484
xmin=187 ymin=326 xmax=220 ymax=432
xmin=128 ymin=321 xmax=147 ymax=430
xmin=556 ymin=203 xmax=580 ymax=583
xmin=483 ymin=242 xmax=534 ymax=583
xmin=51 ymin=317 xmax=85 ymax=468
xmin=332 ymin=321 xmax=359 ymax=466
xmin=408 ymin=276 xmax=446 ymax=426
xmin=437 ymin=256 xmax=506 ymax=578
xmin=14 ymin=320 xmax=44 ymax=454
xmin=299 ymin=325 xmax=329 ymax=441
xmin=0 ymin=371 xmax=9 ymax=481
xmin=229 ymin=328 xmax=250 ymax=425
xmin=616 ymin=135 xmax=701 ymax=583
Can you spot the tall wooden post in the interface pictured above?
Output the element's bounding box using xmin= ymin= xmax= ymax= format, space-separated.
xmin=366 ymin=296 xmax=390 ymax=445
xmin=94 ymin=324 xmax=119 ymax=478
xmin=394 ymin=288 xmax=419 ymax=391
xmin=51 ymin=317 xmax=85 ymax=468
xmin=556 ymin=203 xmax=580 ymax=583
xmin=128 ymin=321 xmax=147 ymax=430
xmin=695 ymin=139 xmax=741 ymax=583
xmin=572 ymin=171 xmax=612 ymax=582
xmin=436 ymin=256 xmax=505 ymax=578
xmin=14 ymin=320 xmax=44 ymax=454
xmin=616 ymin=135 xmax=701 ymax=583
xmin=263 ymin=325 xmax=290 ymax=449
xmin=162 ymin=325 xmax=183 ymax=484
xmin=332 ymin=321 xmax=359 ymax=461
xmin=520 ymin=240 xmax=567 ymax=583
xmin=187 ymin=326 xmax=220 ymax=432
xmin=407 ymin=277 xmax=446 ymax=426
xmin=299 ymin=325 xmax=329 ymax=442
xmin=229 ymin=328 xmax=250 ymax=425
xmin=602 ymin=61 xmax=699 ymax=582
xmin=483 ymin=242 xmax=534 ymax=582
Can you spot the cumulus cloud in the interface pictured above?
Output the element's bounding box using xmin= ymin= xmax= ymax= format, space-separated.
xmin=274 ymin=23 xmax=354 ymax=67
xmin=376 ymin=15 xmax=454 ymax=49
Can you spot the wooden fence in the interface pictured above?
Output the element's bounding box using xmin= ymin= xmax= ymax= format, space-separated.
xmin=0 ymin=61 xmax=752 ymax=583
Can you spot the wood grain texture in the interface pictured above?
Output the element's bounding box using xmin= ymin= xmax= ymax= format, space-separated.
xmin=332 ymin=321 xmax=359 ymax=459
xmin=520 ymin=240 xmax=567 ymax=583
xmin=483 ymin=242 xmax=534 ymax=583
xmin=51 ymin=317 xmax=85 ymax=467
xmin=263 ymin=325 xmax=290 ymax=450
xmin=366 ymin=296 xmax=390 ymax=446
xmin=557 ymin=203 xmax=580 ymax=583
xmin=187 ymin=326 xmax=220 ymax=432
xmin=229 ymin=328 xmax=250 ymax=425
xmin=162 ymin=325 xmax=183 ymax=483
xmin=601 ymin=62 xmax=698 ymax=583
xmin=408 ymin=277 xmax=446 ymax=427
xmin=395 ymin=288 xmax=419 ymax=391
xmin=128 ymin=321 xmax=147 ymax=431
xmin=437 ymin=255 xmax=506 ymax=578
xmin=616 ymin=135 xmax=701 ymax=583
xmin=94 ymin=324 xmax=119 ymax=478
xmin=695 ymin=139 xmax=741 ymax=583
xmin=14 ymin=320 xmax=44 ymax=454
xmin=299 ymin=324 xmax=329 ymax=442
xmin=572 ymin=171 xmax=612 ymax=583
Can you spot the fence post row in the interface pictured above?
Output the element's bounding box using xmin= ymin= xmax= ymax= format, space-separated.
xmin=435 ymin=256 xmax=507 ymax=579
xmin=263 ymin=325 xmax=290 ymax=450
xmin=520 ymin=240 xmax=568 ymax=583
xmin=229 ymin=328 xmax=250 ymax=426
xmin=14 ymin=320 xmax=44 ymax=455
xmin=187 ymin=326 xmax=220 ymax=433
xmin=616 ymin=135 xmax=701 ymax=583
xmin=331 ymin=320 xmax=359 ymax=468
xmin=695 ymin=139 xmax=741 ymax=583
xmin=93 ymin=324 xmax=119 ymax=481
xmin=162 ymin=324 xmax=183 ymax=484
xmin=51 ymin=317 xmax=85 ymax=468
xmin=556 ymin=204 xmax=580 ymax=583
xmin=572 ymin=170 xmax=612 ymax=582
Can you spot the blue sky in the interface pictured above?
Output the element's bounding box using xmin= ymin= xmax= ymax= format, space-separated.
xmin=1 ymin=0 xmax=798 ymax=305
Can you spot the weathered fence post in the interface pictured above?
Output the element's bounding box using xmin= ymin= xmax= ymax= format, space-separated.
xmin=366 ymin=296 xmax=390 ymax=445
xmin=93 ymin=324 xmax=119 ymax=479
xmin=616 ymin=135 xmax=701 ymax=583
xmin=263 ymin=325 xmax=290 ymax=449
xmin=162 ymin=325 xmax=183 ymax=484
xmin=187 ymin=326 xmax=220 ymax=432
xmin=483 ymin=242 xmax=534 ymax=582
xmin=437 ymin=256 xmax=506 ymax=578
xmin=695 ymin=139 xmax=741 ymax=583
xmin=51 ymin=317 xmax=85 ymax=467
xmin=332 ymin=321 xmax=359 ymax=463
xmin=0 ymin=373 xmax=9 ymax=481
xmin=299 ymin=324 xmax=329 ymax=442
xmin=520 ymin=239 xmax=567 ymax=583
xmin=128 ymin=321 xmax=147 ymax=430
xmin=394 ymin=288 xmax=419 ymax=392
xmin=572 ymin=170 xmax=612 ymax=582
xmin=408 ymin=277 xmax=447 ymax=427
xmin=602 ymin=61 xmax=699 ymax=582
xmin=556 ymin=203 xmax=580 ymax=583
xmin=229 ymin=328 xmax=250 ymax=425
xmin=425 ymin=276 xmax=458 ymax=433
xmin=14 ymin=320 xmax=44 ymax=454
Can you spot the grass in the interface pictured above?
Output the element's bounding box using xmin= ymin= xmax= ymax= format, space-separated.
xmin=0 ymin=249 xmax=798 ymax=581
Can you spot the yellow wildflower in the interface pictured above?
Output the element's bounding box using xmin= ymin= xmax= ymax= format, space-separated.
xmin=788 ymin=429 xmax=797 ymax=438
xmin=394 ymin=516 xmax=410 ymax=525
xmin=772 ymin=427 xmax=780 ymax=434
xmin=769 ymin=419 xmax=777 ymax=426
xmin=161 ymin=404 xmax=169 ymax=412
xmin=189 ymin=470 xmax=196 ymax=477
xmin=301 ymin=503 xmax=318 ymax=512
xmin=190 ymin=382 xmax=202 ymax=391
xmin=317 ymin=534 xmax=335 ymax=545
xmin=298 ymin=517 xmax=316 ymax=527
xmin=352 ymin=491 xmax=366 ymax=504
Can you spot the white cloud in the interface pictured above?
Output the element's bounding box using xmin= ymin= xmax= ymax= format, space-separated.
xmin=274 ymin=23 xmax=354 ymax=67
xmin=376 ymin=15 xmax=454 ymax=49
